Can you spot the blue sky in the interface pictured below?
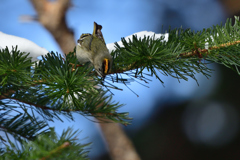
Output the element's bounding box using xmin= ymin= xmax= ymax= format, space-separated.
xmin=0 ymin=0 xmax=227 ymax=158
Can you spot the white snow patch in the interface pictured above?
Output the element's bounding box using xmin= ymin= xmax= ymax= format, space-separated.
xmin=107 ymin=31 xmax=169 ymax=52
xmin=0 ymin=31 xmax=48 ymax=61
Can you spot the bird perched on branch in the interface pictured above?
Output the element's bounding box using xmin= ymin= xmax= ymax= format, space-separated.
xmin=76 ymin=22 xmax=112 ymax=78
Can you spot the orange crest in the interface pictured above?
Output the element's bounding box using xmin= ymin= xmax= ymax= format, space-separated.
xmin=103 ymin=58 xmax=109 ymax=74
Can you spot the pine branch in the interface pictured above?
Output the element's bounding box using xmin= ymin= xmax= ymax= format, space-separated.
xmin=0 ymin=49 xmax=131 ymax=125
xmin=0 ymin=102 xmax=50 ymax=146
xmin=108 ymin=16 xmax=240 ymax=86
xmin=0 ymin=113 xmax=49 ymax=141
xmin=2 ymin=14 xmax=240 ymax=159
xmin=110 ymin=32 xmax=211 ymax=85
xmin=0 ymin=47 xmax=33 ymax=87
xmin=2 ymin=127 xmax=90 ymax=160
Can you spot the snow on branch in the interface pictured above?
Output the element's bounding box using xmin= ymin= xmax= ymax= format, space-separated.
xmin=0 ymin=31 xmax=48 ymax=61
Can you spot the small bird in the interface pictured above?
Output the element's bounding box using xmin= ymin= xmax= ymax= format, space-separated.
xmin=76 ymin=22 xmax=112 ymax=77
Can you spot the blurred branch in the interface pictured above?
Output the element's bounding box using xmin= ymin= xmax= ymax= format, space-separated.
xmin=30 ymin=0 xmax=75 ymax=54
xmin=220 ymin=0 xmax=240 ymax=15
xmin=99 ymin=122 xmax=141 ymax=160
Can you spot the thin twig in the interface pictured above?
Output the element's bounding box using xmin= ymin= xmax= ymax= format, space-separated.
xmin=39 ymin=142 xmax=70 ymax=160
xmin=180 ymin=40 xmax=240 ymax=57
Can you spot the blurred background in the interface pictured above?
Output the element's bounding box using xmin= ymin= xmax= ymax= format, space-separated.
xmin=1 ymin=0 xmax=240 ymax=159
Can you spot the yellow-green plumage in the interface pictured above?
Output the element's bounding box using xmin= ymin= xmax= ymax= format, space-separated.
xmin=76 ymin=22 xmax=112 ymax=77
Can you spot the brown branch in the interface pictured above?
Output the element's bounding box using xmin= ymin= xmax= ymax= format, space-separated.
xmin=108 ymin=40 xmax=240 ymax=76
xmin=99 ymin=123 xmax=141 ymax=160
xmin=39 ymin=142 xmax=70 ymax=160
xmin=1 ymin=96 xmax=112 ymax=121
xmin=0 ymin=90 xmax=16 ymax=99
xmin=220 ymin=0 xmax=240 ymax=15
xmin=0 ymin=96 xmax=52 ymax=110
xmin=101 ymin=39 xmax=240 ymax=75
xmin=30 ymin=0 xmax=75 ymax=55
xmin=0 ymin=125 xmax=31 ymax=141
xmin=95 ymin=102 xmax=141 ymax=160
xmin=1 ymin=96 xmax=127 ymax=126
xmin=179 ymin=40 xmax=240 ymax=58
xmin=209 ymin=40 xmax=240 ymax=49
